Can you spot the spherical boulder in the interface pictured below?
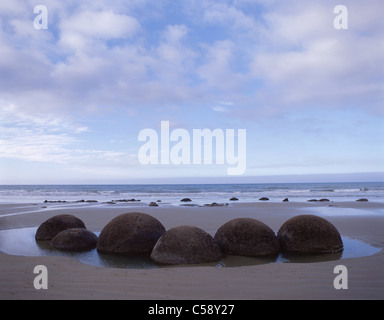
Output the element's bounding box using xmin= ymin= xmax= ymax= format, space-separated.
xmin=277 ymin=215 xmax=343 ymax=254
xmin=35 ymin=214 xmax=86 ymax=241
xmin=97 ymin=212 xmax=166 ymax=255
xmin=50 ymin=228 xmax=98 ymax=252
xmin=151 ymin=226 xmax=222 ymax=265
xmin=214 ymin=218 xmax=280 ymax=257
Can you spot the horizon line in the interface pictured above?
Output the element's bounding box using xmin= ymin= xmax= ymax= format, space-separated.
xmin=1 ymin=172 xmax=383 ymax=185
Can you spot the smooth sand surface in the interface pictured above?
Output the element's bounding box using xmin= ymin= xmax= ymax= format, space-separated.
xmin=1 ymin=201 xmax=383 ymax=300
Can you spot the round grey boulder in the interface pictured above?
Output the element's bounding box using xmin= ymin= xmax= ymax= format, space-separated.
xmin=97 ymin=212 xmax=166 ymax=255
xmin=214 ymin=218 xmax=280 ymax=257
xmin=35 ymin=214 xmax=86 ymax=241
xmin=151 ymin=226 xmax=222 ymax=265
xmin=50 ymin=228 xmax=98 ymax=252
xmin=277 ymin=215 xmax=343 ymax=254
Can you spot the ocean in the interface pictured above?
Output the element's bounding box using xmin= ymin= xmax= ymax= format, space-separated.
xmin=0 ymin=182 xmax=383 ymax=206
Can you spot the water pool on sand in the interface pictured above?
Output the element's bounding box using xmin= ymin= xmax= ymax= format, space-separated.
xmin=0 ymin=227 xmax=381 ymax=269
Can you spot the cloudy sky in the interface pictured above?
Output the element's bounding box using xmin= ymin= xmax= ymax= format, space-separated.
xmin=0 ymin=0 xmax=383 ymax=184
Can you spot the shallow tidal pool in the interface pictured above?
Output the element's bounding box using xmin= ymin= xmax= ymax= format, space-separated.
xmin=0 ymin=227 xmax=381 ymax=269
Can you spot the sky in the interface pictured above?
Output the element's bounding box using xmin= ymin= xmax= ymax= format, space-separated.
xmin=0 ymin=0 xmax=383 ymax=184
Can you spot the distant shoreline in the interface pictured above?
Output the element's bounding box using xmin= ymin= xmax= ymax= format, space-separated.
xmin=1 ymin=199 xmax=384 ymax=220
xmin=1 ymin=182 xmax=383 ymax=206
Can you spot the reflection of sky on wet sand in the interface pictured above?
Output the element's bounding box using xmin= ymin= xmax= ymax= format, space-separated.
xmin=0 ymin=227 xmax=381 ymax=269
xmin=301 ymin=205 xmax=384 ymax=217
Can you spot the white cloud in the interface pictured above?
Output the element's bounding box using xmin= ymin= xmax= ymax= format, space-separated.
xmin=203 ymin=2 xmax=258 ymax=31
xmin=153 ymin=24 xmax=197 ymax=84
xmin=0 ymin=103 xmax=131 ymax=165
xmin=161 ymin=24 xmax=189 ymax=44
xmin=0 ymin=0 xmax=382 ymax=117
xmin=248 ymin=0 xmax=384 ymax=114
xmin=212 ymin=105 xmax=229 ymax=113
xmin=212 ymin=101 xmax=234 ymax=112
xmin=0 ymin=103 xmax=88 ymax=132
xmin=197 ymin=40 xmax=248 ymax=91
xmin=0 ymin=0 xmax=27 ymax=15
xmin=59 ymin=10 xmax=140 ymax=53
xmin=0 ymin=132 xmax=132 ymax=164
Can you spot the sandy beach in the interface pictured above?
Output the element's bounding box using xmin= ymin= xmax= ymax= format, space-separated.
xmin=1 ymin=200 xmax=383 ymax=300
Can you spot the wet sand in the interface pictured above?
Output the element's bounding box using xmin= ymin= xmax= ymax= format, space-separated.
xmin=1 ymin=201 xmax=383 ymax=300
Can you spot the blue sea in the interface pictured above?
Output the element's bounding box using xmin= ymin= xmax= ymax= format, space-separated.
xmin=0 ymin=182 xmax=383 ymax=206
